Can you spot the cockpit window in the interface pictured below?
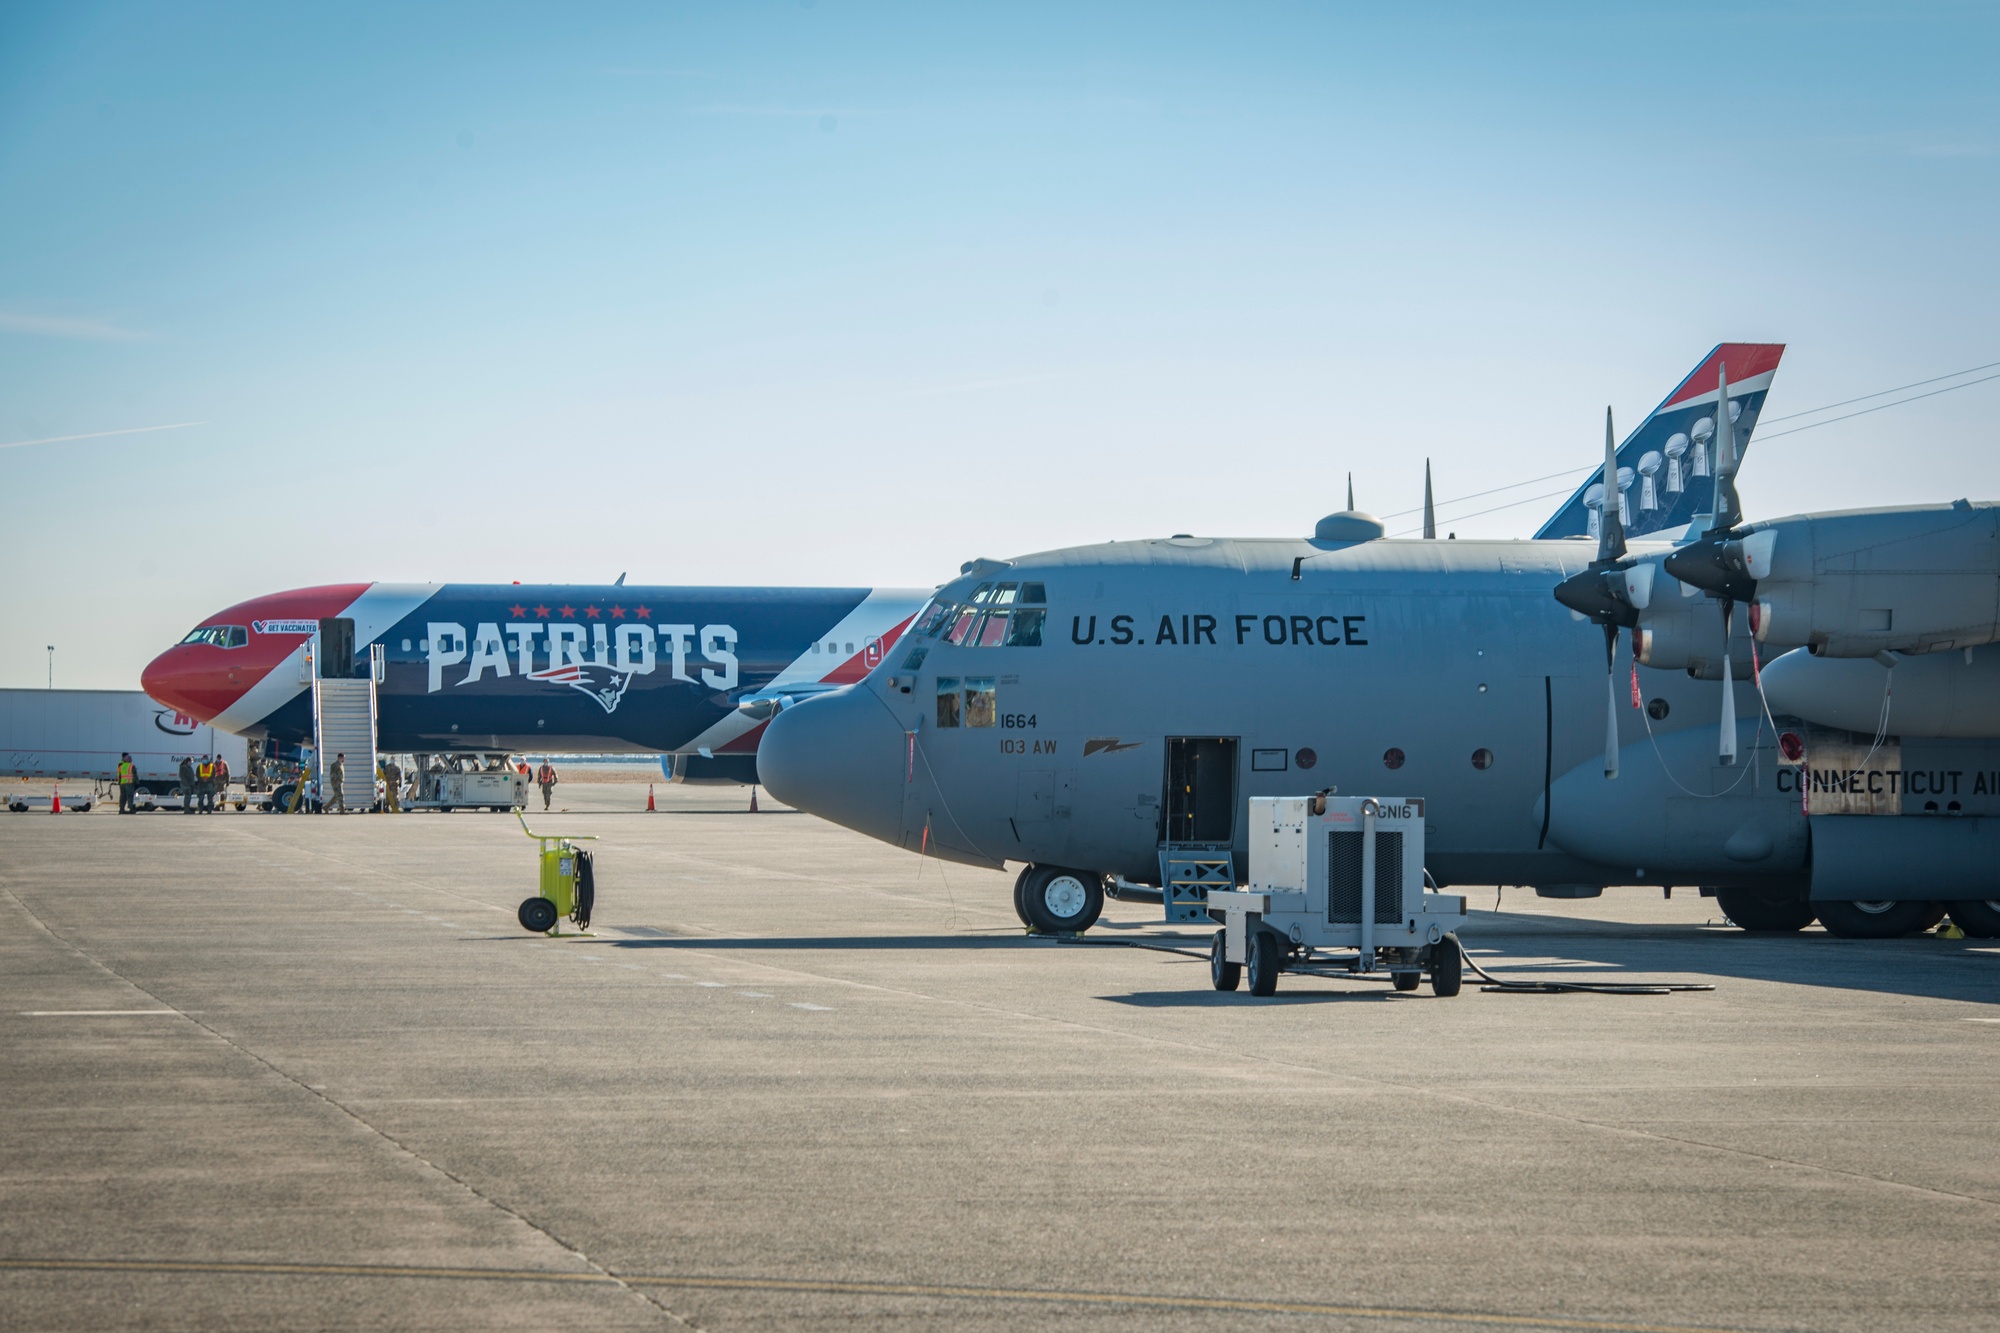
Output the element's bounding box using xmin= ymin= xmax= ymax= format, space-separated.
xmin=935 ymin=677 xmax=962 ymax=728
xmin=920 ymin=579 xmax=1046 ymax=649
xmin=180 ymin=625 xmax=248 ymax=649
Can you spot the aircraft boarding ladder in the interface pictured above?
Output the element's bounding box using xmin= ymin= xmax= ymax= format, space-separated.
xmin=312 ymin=676 xmax=378 ymax=810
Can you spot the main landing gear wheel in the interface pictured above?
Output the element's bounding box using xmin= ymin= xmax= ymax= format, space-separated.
xmin=1209 ymin=931 xmax=1241 ymax=991
xmin=1716 ymin=888 xmax=1817 ymax=933
xmin=1247 ymin=930 xmax=1284 ymax=997
xmin=1011 ymin=866 xmax=1034 ymax=928
xmin=1430 ymin=933 xmax=1463 ymax=997
xmin=1816 ymin=899 xmax=1941 ymax=939
xmin=1020 ymin=866 xmax=1105 ymax=935
xmin=517 ymin=897 xmax=558 ymax=934
xmin=1947 ymin=900 xmax=2000 ymax=937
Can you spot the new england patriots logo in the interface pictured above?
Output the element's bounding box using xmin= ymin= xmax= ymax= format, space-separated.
xmin=527 ymin=663 xmax=635 ymax=715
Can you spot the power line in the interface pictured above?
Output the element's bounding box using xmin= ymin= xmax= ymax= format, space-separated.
xmin=1398 ymin=358 xmax=2000 ymax=528
xmin=1758 ymin=359 xmax=2000 ymax=424
xmin=1753 ymin=371 xmax=2000 ymax=442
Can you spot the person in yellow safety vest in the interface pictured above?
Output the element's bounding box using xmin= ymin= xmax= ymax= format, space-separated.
xmin=536 ymin=761 xmax=557 ymax=811
xmin=117 ymin=753 xmax=137 ymax=814
xmin=196 ymin=756 xmax=215 ymax=813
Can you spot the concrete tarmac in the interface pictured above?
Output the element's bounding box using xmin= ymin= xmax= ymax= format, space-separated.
xmin=3 ymin=787 xmax=1998 ymax=1331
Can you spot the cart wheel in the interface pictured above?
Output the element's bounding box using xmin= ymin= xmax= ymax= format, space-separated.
xmin=1247 ymin=930 xmax=1283 ymax=996
xmin=1392 ymin=971 xmax=1421 ymax=992
xmin=517 ymin=897 xmax=558 ymax=934
xmin=1431 ymin=933 xmax=1463 ymax=997
xmin=1210 ymin=930 xmax=1241 ymax=992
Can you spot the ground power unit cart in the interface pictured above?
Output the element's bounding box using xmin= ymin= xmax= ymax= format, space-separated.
xmin=1206 ymin=795 xmax=1466 ymax=997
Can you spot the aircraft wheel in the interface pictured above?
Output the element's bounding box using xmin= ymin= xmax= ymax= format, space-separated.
xmin=1816 ymin=899 xmax=1939 ymax=939
xmin=1021 ymin=866 xmax=1104 ymax=935
xmin=1393 ymin=971 xmax=1421 ymax=992
xmin=1946 ymin=900 xmax=2000 ymax=937
xmin=1246 ymin=930 xmax=1283 ymax=996
xmin=1716 ymin=888 xmax=1816 ymax=933
xmin=1011 ymin=866 xmax=1034 ymax=927
xmin=517 ymin=897 xmax=558 ymax=934
xmin=1430 ymin=933 xmax=1464 ymax=997
xmin=1209 ymin=931 xmax=1241 ymax=991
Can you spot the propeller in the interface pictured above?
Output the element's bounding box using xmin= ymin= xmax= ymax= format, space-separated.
xmin=1422 ymin=459 xmax=1437 ymax=539
xmin=1661 ymin=364 xmax=1750 ymax=764
xmin=1553 ymin=407 xmax=1637 ymax=778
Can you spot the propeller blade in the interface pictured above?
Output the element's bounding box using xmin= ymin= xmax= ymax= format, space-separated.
xmin=1603 ymin=623 xmax=1621 ymax=779
xmin=1597 ymin=406 xmax=1625 ymax=563
xmin=1712 ymin=362 xmax=1743 ymax=532
xmin=1422 ymin=459 xmax=1436 ymax=539
xmin=1346 ymin=472 xmax=1354 ymax=512
xmin=1718 ymin=600 xmax=1739 ymax=765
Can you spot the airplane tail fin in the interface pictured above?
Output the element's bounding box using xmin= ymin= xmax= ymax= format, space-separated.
xmin=1534 ymin=343 xmax=1786 ymax=541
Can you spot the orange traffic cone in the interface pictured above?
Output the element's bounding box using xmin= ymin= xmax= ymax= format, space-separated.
xmin=646 ymin=783 xmax=657 ymax=812
xmin=749 ymin=785 xmax=760 ymax=813
xmin=50 ymin=784 xmax=61 ymax=814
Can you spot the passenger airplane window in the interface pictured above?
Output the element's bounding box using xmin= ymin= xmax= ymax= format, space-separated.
xmin=964 ymin=677 xmax=996 ymax=727
xmin=936 ymin=677 xmax=962 ymax=728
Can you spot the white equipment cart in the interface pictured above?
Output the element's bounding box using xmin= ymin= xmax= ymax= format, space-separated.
xmin=1206 ymin=795 xmax=1467 ymax=998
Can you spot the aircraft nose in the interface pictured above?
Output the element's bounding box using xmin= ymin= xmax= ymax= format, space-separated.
xmin=759 ymin=686 xmax=906 ymax=845
xmin=140 ymin=645 xmax=233 ymax=724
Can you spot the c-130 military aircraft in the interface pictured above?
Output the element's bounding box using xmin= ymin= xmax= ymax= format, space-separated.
xmin=760 ymin=343 xmax=2000 ymax=942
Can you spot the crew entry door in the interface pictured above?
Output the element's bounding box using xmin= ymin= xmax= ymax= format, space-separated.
xmin=1159 ymin=737 xmax=1238 ymax=923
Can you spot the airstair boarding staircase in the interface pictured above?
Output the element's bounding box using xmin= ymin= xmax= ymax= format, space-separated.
xmin=312 ymin=676 xmax=378 ymax=811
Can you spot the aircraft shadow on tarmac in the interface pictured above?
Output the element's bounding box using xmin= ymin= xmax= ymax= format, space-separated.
xmin=602 ymin=910 xmax=1999 ymax=1006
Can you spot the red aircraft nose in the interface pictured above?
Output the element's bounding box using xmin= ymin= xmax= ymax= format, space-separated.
xmin=143 ymin=583 xmax=372 ymax=728
xmin=140 ymin=644 xmax=242 ymax=725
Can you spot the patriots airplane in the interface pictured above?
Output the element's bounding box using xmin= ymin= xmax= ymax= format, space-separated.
xmin=143 ymin=582 xmax=929 ymax=782
xmin=758 ymin=342 xmax=2000 ymax=945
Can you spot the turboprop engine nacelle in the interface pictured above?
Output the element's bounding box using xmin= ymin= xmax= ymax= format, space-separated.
xmin=1736 ymin=503 xmax=2000 ymax=658
xmin=1616 ymin=552 xmax=1753 ymax=679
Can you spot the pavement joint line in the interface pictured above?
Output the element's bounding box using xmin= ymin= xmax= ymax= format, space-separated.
xmin=16 ymin=1009 xmax=179 ymax=1017
xmin=0 ymin=883 xmax=700 ymax=1331
xmin=0 ymin=1258 xmax=1765 ymax=1332
xmin=91 ymin=822 xmax=2000 ymax=1214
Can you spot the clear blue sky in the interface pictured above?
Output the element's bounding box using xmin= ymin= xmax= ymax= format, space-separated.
xmin=3 ymin=2 xmax=1996 ymax=687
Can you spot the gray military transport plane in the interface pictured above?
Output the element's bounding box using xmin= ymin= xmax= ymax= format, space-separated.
xmin=760 ymin=343 xmax=2000 ymax=943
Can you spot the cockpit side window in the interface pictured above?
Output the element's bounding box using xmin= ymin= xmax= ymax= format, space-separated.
xmin=935 ymin=677 xmax=962 ymax=728
xmin=181 ymin=625 xmax=248 ymax=649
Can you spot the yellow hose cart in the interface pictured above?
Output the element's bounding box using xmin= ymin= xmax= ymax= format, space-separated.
xmin=516 ymin=813 xmax=598 ymax=934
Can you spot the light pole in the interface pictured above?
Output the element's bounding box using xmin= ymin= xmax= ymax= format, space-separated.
xmin=46 ymin=645 xmax=54 ymax=689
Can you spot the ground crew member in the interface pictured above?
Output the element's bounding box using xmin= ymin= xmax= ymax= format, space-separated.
xmin=196 ymin=755 xmax=215 ymax=813
xmin=179 ymin=756 xmax=195 ymax=813
xmin=117 ymin=753 xmax=137 ymax=814
xmin=537 ymin=760 xmax=557 ymax=811
xmin=212 ymin=755 xmax=230 ymax=810
xmin=328 ymin=752 xmax=346 ymax=814
xmin=380 ymin=758 xmax=401 ymax=813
